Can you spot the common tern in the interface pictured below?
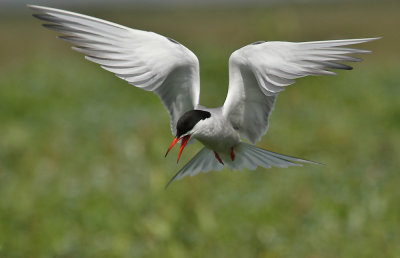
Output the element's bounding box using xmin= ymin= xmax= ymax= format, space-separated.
xmin=28 ymin=5 xmax=379 ymax=186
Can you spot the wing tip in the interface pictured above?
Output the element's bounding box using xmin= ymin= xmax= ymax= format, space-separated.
xmin=27 ymin=4 xmax=52 ymax=12
xmin=26 ymin=4 xmax=38 ymax=9
xmin=364 ymin=36 xmax=382 ymax=41
xmin=349 ymin=37 xmax=381 ymax=43
xmin=337 ymin=36 xmax=381 ymax=47
xmin=348 ymin=37 xmax=381 ymax=44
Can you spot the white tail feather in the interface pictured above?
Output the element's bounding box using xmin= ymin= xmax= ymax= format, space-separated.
xmin=166 ymin=143 xmax=321 ymax=188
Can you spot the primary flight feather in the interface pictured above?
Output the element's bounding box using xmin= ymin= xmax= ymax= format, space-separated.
xmin=28 ymin=4 xmax=379 ymax=186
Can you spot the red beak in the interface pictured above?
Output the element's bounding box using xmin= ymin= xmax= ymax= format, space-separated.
xmin=165 ymin=135 xmax=191 ymax=163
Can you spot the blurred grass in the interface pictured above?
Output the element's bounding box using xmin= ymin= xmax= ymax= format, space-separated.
xmin=0 ymin=1 xmax=400 ymax=257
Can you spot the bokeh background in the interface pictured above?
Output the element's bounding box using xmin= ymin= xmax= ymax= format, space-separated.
xmin=0 ymin=0 xmax=399 ymax=257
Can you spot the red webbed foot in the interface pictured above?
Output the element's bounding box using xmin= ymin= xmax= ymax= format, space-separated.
xmin=230 ymin=147 xmax=235 ymax=161
xmin=214 ymin=151 xmax=224 ymax=165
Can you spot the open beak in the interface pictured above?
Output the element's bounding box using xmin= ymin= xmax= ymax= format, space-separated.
xmin=165 ymin=135 xmax=191 ymax=163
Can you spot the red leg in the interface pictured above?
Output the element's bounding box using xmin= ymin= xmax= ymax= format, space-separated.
xmin=230 ymin=147 xmax=235 ymax=161
xmin=214 ymin=151 xmax=224 ymax=165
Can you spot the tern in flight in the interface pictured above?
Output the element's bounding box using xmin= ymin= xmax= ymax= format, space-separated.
xmin=28 ymin=5 xmax=379 ymax=186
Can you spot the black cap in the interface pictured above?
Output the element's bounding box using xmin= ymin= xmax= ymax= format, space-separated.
xmin=176 ymin=110 xmax=211 ymax=138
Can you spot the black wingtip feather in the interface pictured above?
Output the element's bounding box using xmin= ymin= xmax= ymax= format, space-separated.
xmin=166 ymin=37 xmax=181 ymax=45
xmin=334 ymin=63 xmax=353 ymax=70
xmin=32 ymin=13 xmax=54 ymax=23
xmin=42 ymin=23 xmax=60 ymax=30
xmin=251 ymin=41 xmax=266 ymax=45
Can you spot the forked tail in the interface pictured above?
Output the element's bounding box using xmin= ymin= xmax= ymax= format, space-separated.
xmin=166 ymin=142 xmax=321 ymax=188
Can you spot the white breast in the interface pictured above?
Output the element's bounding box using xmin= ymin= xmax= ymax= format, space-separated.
xmin=191 ymin=109 xmax=241 ymax=153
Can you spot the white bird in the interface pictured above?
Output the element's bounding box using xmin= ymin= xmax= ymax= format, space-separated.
xmin=28 ymin=5 xmax=379 ymax=187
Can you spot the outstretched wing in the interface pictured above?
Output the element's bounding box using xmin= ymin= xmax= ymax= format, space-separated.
xmin=29 ymin=5 xmax=200 ymax=135
xmin=223 ymin=38 xmax=379 ymax=143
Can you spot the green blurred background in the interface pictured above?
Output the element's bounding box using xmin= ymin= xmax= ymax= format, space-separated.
xmin=0 ymin=0 xmax=399 ymax=257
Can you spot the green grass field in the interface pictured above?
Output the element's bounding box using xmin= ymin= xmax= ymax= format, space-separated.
xmin=0 ymin=1 xmax=399 ymax=257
